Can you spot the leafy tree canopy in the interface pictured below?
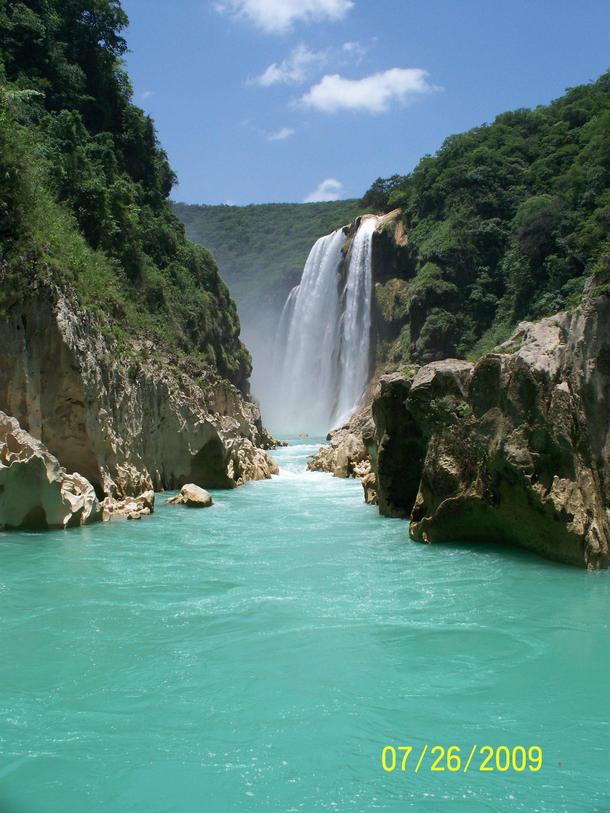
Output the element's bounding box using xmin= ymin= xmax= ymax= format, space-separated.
xmin=362 ymin=72 xmax=610 ymax=362
xmin=173 ymin=199 xmax=364 ymax=321
xmin=0 ymin=0 xmax=250 ymax=386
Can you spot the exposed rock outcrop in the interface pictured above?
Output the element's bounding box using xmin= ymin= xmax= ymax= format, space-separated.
xmin=368 ymin=286 xmax=610 ymax=569
xmin=101 ymin=491 xmax=155 ymax=521
xmin=168 ymin=484 xmax=213 ymax=508
xmin=227 ymin=437 xmax=279 ymax=484
xmin=307 ymin=422 xmax=371 ymax=479
xmin=307 ymin=381 xmax=377 ymax=484
xmin=0 ymin=411 xmax=101 ymax=529
xmin=0 ymin=284 xmax=278 ymax=504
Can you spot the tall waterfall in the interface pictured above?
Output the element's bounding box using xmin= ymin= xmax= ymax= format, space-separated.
xmin=270 ymin=215 xmax=378 ymax=434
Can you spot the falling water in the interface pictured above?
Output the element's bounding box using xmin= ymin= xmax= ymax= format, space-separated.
xmin=334 ymin=216 xmax=376 ymax=424
xmin=270 ymin=215 xmax=378 ymax=434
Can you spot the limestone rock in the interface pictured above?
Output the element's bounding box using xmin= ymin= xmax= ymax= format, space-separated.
xmin=102 ymin=490 xmax=155 ymax=521
xmin=361 ymin=471 xmax=378 ymax=505
xmin=0 ymin=411 xmax=101 ymax=529
xmin=307 ymin=404 xmax=374 ymax=479
xmin=368 ymin=287 xmax=610 ymax=569
xmin=307 ymin=429 xmax=368 ymax=478
xmin=168 ymin=484 xmax=213 ymax=508
xmin=0 ymin=284 xmax=278 ymax=501
xmin=226 ymin=438 xmax=279 ymax=486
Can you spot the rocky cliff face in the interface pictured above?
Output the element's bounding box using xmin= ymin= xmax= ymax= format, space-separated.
xmin=367 ymin=285 xmax=609 ymax=569
xmin=0 ymin=282 xmax=277 ymax=504
xmin=338 ymin=209 xmax=415 ymax=372
xmin=368 ymin=210 xmax=419 ymax=367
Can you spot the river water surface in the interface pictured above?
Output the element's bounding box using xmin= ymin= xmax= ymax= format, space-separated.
xmin=0 ymin=441 xmax=608 ymax=812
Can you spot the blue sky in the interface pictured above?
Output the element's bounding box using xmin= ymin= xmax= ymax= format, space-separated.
xmin=122 ymin=0 xmax=610 ymax=205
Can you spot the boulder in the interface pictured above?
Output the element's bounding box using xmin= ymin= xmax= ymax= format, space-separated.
xmin=0 ymin=411 xmax=101 ymax=529
xmin=226 ymin=438 xmax=279 ymax=486
xmin=168 ymin=483 xmax=214 ymax=508
xmin=308 ymin=424 xmax=370 ymax=478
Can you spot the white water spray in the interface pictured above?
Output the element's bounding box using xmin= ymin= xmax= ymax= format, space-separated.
xmin=268 ymin=216 xmax=378 ymax=434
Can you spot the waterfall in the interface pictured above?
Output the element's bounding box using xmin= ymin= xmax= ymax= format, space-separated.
xmin=271 ymin=215 xmax=378 ymax=434
xmin=334 ymin=216 xmax=376 ymax=425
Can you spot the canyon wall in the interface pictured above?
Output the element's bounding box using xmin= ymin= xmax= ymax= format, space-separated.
xmin=311 ymin=276 xmax=609 ymax=569
xmin=0 ymin=282 xmax=277 ymax=508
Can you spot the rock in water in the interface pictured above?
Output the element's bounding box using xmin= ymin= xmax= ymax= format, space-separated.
xmin=308 ymin=412 xmax=373 ymax=480
xmin=168 ymin=484 xmax=214 ymax=508
xmin=0 ymin=412 xmax=101 ymax=529
xmin=369 ymin=284 xmax=610 ymax=569
xmin=101 ymin=491 xmax=155 ymax=521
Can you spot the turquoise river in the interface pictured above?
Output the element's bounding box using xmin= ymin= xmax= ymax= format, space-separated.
xmin=0 ymin=441 xmax=608 ymax=813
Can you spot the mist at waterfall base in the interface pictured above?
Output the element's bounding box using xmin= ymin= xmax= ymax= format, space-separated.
xmin=248 ymin=217 xmax=378 ymax=437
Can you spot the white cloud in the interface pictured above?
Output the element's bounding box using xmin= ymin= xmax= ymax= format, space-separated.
xmin=215 ymin=0 xmax=353 ymax=33
xmin=267 ymin=126 xmax=295 ymax=141
xmin=250 ymin=44 xmax=326 ymax=86
xmin=140 ymin=90 xmax=154 ymax=99
xmin=300 ymin=68 xmax=435 ymax=114
xmin=341 ymin=40 xmax=367 ymax=62
xmin=304 ymin=178 xmax=343 ymax=202
xmin=249 ymin=40 xmax=371 ymax=88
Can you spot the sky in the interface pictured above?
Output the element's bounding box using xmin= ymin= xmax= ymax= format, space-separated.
xmin=121 ymin=0 xmax=610 ymax=206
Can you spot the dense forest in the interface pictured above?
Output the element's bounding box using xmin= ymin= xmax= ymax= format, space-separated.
xmin=173 ymin=200 xmax=364 ymax=321
xmin=362 ymin=72 xmax=610 ymax=362
xmin=0 ymin=0 xmax=250 ymax=386
xmin=2 ymin=0 xmax=607 ymax=382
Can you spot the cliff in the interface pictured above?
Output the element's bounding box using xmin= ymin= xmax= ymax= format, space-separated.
xmin=368 ymin=279 xmax=609 ymax=568
xmin=0 ymin=280 xmax=277 ymax=505
xmin=0 ymin=1 xmax=278 ymax=530
xmin=309 ymin=268 xmax=609 ymax=567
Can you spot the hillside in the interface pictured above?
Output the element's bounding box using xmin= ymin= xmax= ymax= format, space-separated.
xmin=0 ymin=0 xmax=249 ymax=387
xmin=173 ymin=199 xmax=364 ymax=320
xmin=0 ymin=0 xmax=278 ymax=511
xmin=362 ymin=71 xmax=610 ymax=365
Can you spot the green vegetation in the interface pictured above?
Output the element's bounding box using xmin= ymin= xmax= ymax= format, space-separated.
xmin=363 ymin=72 xmax=610 ymax=363
xmin=173 ymin=200 xmax=364 ymax=318
xmin=0 ymin=0 xmax=250 ymax=386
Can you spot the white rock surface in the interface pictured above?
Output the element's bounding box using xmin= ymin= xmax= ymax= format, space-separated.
xmin=168 ymin=484 xmax=213 ymax=507
xmin=0 ymin=411 xmax=101 ymax=529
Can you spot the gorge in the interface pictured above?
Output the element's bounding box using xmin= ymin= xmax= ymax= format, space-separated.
xmin=0 ymin=3 xmax=609 ymax=811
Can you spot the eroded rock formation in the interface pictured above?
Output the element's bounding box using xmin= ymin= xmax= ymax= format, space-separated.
xmin=307 ymin=380 xmax=376 ymax=497
xmin=0 ymin=411 xmax=101 ymax=529
xmin=368 ymin=285 xmax=609 ymax=569
xmin=307 ymin=421 xmax=371 ymax=479
xmin=102 ymin=491 xmax=155 ymax=521
xmin=0 ymin=284 xmax=278 ymax=509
